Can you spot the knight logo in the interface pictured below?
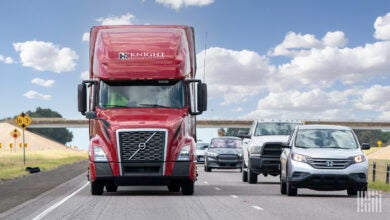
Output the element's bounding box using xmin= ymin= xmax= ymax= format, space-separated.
xmin=119 ymin=52 xmax=165 ymax=60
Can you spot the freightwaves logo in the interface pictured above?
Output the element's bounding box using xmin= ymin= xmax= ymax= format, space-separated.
xmin=128 ymin=132 xmax=157 ymax=160
xmin=119 ymin=52 xmax=165 ymax=60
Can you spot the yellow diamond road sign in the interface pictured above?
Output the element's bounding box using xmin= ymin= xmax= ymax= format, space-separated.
xmin=15 ymin=112 xmax=32 ymax=129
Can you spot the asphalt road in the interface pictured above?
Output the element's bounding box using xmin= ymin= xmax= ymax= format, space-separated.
xmin=1 ymin=165 xmax=389 ymax=220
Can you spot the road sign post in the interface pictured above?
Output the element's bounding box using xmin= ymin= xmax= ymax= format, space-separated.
xmin=15 ymin=112 xmax=32 ymax=166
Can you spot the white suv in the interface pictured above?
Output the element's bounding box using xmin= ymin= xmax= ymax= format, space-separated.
xmin=280 ymin=124 xmax=370 ymax=196
xmin=240 ymin=120 xmax=301 ymax=184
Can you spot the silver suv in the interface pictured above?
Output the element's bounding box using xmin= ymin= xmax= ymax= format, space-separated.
xmin=280 ymin=124 xmax=370 ymax=196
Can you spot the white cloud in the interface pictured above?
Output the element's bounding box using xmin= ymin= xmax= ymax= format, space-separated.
xmin=13 ymin=41 xmax=78 ymax=73
xmin=155 ymin=0 xmax=214 ymax=10
xmin=355 ymin=84 xmax=390 ymax=112
xmin=269 ymin=31 xmax=348 ymax=57
xmin=0 ymin=55 xmax=14 ymax=64
xmin=23 ymin=90 xmax=51 ymax=100
xmin=31 ymin=78 xmax=54 ymax=87
xmin=82 ymin=32 xmax=90 ymax=42
xmin=374 ymin=12 xmax=390 ymax=40
xmin=96 ymin=12 xmax=136 ymax=25
xmin=80 ymin=71 xmax=89 ymax=80
xmin=197 ymin=47 xmax=274 ymax=105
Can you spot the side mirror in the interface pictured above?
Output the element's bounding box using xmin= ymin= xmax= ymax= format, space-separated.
xmin=197 ymin=83 xmax=207 ymax=112
xmin=237 ymin=130 xmax=251 ymax=139
xmin=78 ymin=83 xmax=87 ymax=115
xmin=361 ymin=143 xmax=370 ymax=150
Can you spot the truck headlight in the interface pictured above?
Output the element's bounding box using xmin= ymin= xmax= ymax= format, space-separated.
xmin=93 ymin=146 xmax=108 ymax=162
xmin=351 ymin=155 xmax=366 ymax=163
xmin=249 ymin=146 xmax=262 ymax=154
xmin=291 ymin=153 xmax=308 ymax=163
xmin=177 ymin=145 xmax=191 ymax=161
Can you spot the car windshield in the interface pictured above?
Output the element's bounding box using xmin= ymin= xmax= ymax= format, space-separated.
xmin=295 ymin=129 xmax=358 ymax=149
xmin=99 ymin=80 xmax=185 ymax=108
xmin=210 ymin=139 xmax=242 ymax=148
xmin=254 ymin=123 xmax=300 ymax=136
xmin=196 ymin=144 xmax=208 ymax=150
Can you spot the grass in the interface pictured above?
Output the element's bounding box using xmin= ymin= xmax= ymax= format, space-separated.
xmin=0 ymin=149 xmax=88 ymax=180
xmin=363 ymin=146 xmax=383 ymax=155
xmin=368 ymin=159 xmax=390 ymax=192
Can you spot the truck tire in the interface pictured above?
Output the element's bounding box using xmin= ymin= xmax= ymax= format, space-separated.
xmin=242 ymin=162 xmax=248 ymax=182
xmin=181 ymin=181 xmax=194 ymax=195
xmin=248 ymin=159 xmax=257 ymax=184
xmin=286 ymin=180 xmax=297 ymax=196
xmin=106 ymin=183 xmax=118 ymax=192
xmin=91 ymin=181 xmax=104 ymax=195
xmin=168 ymin=182 xmax=181 ymax=192
xmin=280 ymin=179 xmax=287 ymax=195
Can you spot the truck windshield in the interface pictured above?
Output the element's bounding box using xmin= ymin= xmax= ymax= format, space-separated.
xmin=99 ymin=80 xmax=185 ymax=108
xmin=295 ymin=129 xmax=358 ymax=149
xmin=254 ymin=123 xmax=300 ymax=136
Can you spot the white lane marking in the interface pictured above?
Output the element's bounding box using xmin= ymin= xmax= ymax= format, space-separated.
xmin=231 ymin=195 xmax=238 ymax=199
xmin=252 ymin=205 xmax=264 ymax=211
xmin=214 ymin=187 xmax=221 ymax=191
xmin=204 ymin=181 xmax=208 ymax=184
xmin=32 ymin=182 xmax=89 ymax=220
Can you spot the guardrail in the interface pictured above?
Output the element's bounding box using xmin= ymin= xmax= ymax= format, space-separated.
xmin=370 ymin=161 xmax=390 ymax=184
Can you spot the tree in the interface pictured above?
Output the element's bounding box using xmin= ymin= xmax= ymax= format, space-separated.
xmin=25 ymin=107 xmax=73 ymax=144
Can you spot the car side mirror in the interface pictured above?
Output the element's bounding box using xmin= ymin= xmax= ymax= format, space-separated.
xmin=237 ymin=130 xmax=250 ymax=139
xmin=361 ymin=143 xmax=370 ymax=150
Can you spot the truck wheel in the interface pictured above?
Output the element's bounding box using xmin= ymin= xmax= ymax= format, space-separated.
xmin=248 ymin=160 xmax=257 ymax=184
xmin=91 ymin=181 xmax=104 ymax=195
xmin=286 ymin=181 xmax=297 ymax=196
xmin=181 ymin=181 xmax=194 ymax=195
xmin=280 ymin=179 xmax=287 ymax=195
xmin=106 ymin=183 xmax=118 ymax=192
xmin=168 ymin=182 xmax=181 ymax=192
xmin=242 ymin=162 xmax=248 ymax=182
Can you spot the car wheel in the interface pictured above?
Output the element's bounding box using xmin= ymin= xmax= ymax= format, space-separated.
xmin=106 ymin=182 xmax=118 ymax=192
xmin=91 ymin=181 xmax=104 ymax=195
xmin=242 ymin=162 xmax=248 ymax=182
xmin=286 ymin=180 xmax=297 ymax=196
xmin=206 ymin=166 xmax=212 ymax=172
xmin=248 ymin=159 xmax=257 ymax=184
xmin=181 ymin=181 xmax=194 ymax=195
xmin=168 ymin=182 xmax=181 ymax=192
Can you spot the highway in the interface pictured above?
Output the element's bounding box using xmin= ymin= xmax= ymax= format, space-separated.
xmin=1 ymin=165 xmax=389 ymax=220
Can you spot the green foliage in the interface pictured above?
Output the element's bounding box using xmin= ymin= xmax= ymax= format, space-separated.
xmin=25 ymin=107 xmax=73 ymax=144
xmin=354 ymin=129 xmax=390 ymax=147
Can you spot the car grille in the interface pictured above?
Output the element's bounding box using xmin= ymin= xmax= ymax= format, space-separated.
xmin=262 ymin=143 xmax=283 ymax=158
xmin=218 ymin=154 xmax=239 ymax=161
xmin=307 ymin=158 xmax=352 ymax=169
xmin=117 ymin=130 xmax=166 ymax=162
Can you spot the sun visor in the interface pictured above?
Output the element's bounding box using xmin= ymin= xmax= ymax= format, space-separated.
xmin=92 ymin=26 xmax=193 ymax=80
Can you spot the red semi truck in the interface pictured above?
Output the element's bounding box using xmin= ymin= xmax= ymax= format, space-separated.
xmin=78 ymin=25 xmax=207 ymax=195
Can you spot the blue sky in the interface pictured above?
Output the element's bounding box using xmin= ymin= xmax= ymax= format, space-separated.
xmin=1 ymin=0 xmax=390 ymax=124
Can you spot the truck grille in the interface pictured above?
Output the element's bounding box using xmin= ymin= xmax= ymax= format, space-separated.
xmin=117 ymin=130 xmax=166 ymax=162
xmin=262 ymin=143 xmax=283 ymax=158
xmin=307 ymin=158 xmax=352 ymax=169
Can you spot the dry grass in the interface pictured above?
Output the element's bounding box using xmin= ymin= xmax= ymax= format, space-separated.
xmin=368 ymin=159 xmax=390 ymax=191
xmin=0 ymin=149 xmax=87 ymax=180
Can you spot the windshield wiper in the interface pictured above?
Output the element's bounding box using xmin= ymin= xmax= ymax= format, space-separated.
xmin=321 ymin=146 xmax=343 ymax=149
xmin=295 ymin=145 xmax=310 ymax=149
xmin=104 ymin=105 xmax=127 ymax=108
xmin=139 ymin=104 xmax=169 ymax=108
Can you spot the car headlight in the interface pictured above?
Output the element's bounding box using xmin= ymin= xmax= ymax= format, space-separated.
xmin=207 ymin=151 xmax=218 ymax=157
xmin=249 ymin=145 xmax=262 ymax=154
xmin=291 ymin=153 xmax=308 ymax=163
xmin=177 ymin=145 xmax=191 ymax=161
xmin=351 ymin=155 xmax=366 ymax=163
xmin=93 ymin=146 xmax=108 ymax=162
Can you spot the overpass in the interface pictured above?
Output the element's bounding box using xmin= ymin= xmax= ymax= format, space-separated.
xmin=4 ymin=118 xmax=390 ymax=130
